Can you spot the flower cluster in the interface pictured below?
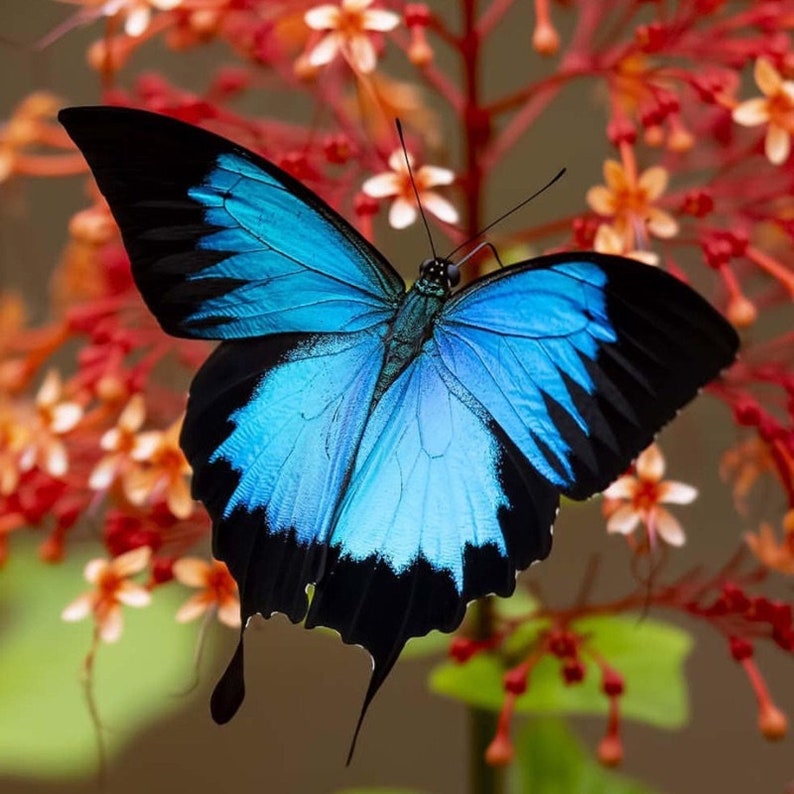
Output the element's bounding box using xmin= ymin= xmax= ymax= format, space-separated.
xmin=2 ymin=0 xmax=794 ymax=786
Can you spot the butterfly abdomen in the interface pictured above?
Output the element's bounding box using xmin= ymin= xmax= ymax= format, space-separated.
xmin=373 ymin=278 xmax=447 ymax=403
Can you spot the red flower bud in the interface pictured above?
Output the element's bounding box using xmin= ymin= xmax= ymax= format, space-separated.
xmin=602 ymin=668 xmax=625 ymax=697
xmin=449 ymin=637 xmax=478 ymax=663
xmin=562 ymin=658 xmax=586 ymax=685
xmin=729 ymin=636 xmax=754 ymax=662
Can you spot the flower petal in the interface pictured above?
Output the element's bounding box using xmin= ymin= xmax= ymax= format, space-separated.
xmin=84 ymin=558 xmax=108 ymax=583
xmin=36 ymin=370 xmax=61 ymax=408
xmin=88 ymin=455 xmax=119 ymax=490
xmin=732 ymin=98 xmax=769 ymax=127
xmin=62 ymin=593 xmax=93 ymax=622
xmin=176 ymin=593 xmax=209 ymax=623
xmin=417 ymin=165 xmax=455 ymax=187
xmin=655 ymin=507 xmax=686 ymax=546
xmin=218 ymin=599 xmax=242 ymax=628
xmin=602 ymin=475 xmax=638 ymax=500
xmin=602 ymin=159 xmax=626 ymax=191
xmin=388 ymin=196 xmax=417 ymax=229
xmin=646 ymin=208 xmax=679 ymax=239
xmin=638 ymin=166 xmax=668 ymax=202
xmin=119 ymin=393 xmax=146 ymax=432
xmin=45 ymin=441 xmax=68 ymax=477
xmin=346 ymin=33 xmax=377 ymax=73
xmin=116 ymin=581 xmax=152 ymax=608
xmin=755 ymin=57 xmax=782 ymax=97
xmin=362 ymin=9 xmax=400 ymax=31
xmin=766 ymin=124 xmax=790 ymax=165
xmin=594 ymin=224 xmax=621 ymax=254
xmin=50 ymin=402 xmax=83 ymax=433
xmin=361 ymin=171 xmax=401 ymax=198
xmin=658 ymin=480 xmax=698 ymax=504
xmin=586 ymin=186 xmax=616 ymax=216
xmin=173 ymin=557 xmax=211 ymax=587
xmin=112 ymin=544 xmax=152 ymax=576
xmin=124 ymin=5 xmax=151 ymax=37
xmin=307 ymin=32 xmax=342 ymax=66
xmin=635 ymin=444 xmax=664 ymax=482
xmin=131 ymin=430 xmax=163 ymax=462
xmin=606 ymin=504 xmax=641 ymax=535
xmin=99 ymin=605 xmax=123 ymax=643
xmin=304 ymin=6 xmax=340 ymax=29
xmin=167 ymin=476 xmax=194 ymax=519
xmin=421 ymin=191 xmax=459 ymax=225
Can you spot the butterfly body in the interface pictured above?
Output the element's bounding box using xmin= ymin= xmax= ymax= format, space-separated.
xmin=59 ymin=106 xmax=739 ymax=752
xmin=375 ymin=263 xmax=451 ymax=401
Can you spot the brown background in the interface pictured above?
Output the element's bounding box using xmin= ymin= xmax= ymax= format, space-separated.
xmin=1 ymin=2 xmax=793 ymax=793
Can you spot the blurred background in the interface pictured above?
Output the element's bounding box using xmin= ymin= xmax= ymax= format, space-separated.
xmin=1 ymin=2 xmax=793 ymax=793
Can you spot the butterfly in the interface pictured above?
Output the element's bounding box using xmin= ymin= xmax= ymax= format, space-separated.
xmin=59 ymin=106 xmax=739 ymax=753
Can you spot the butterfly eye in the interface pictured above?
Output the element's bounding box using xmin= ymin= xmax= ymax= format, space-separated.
xmin=446 ymin=262 xmax=461 ymax=287
xmin=419 ymin=258 xmax=435 ymax=277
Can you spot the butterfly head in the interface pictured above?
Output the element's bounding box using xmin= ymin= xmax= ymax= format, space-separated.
xmin=419 ymin=257 xmax=461 ymax=293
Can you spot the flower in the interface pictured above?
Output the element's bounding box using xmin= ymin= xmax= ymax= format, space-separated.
xmin=362 ymin=149 xmax=458 ymax=229
xmin=19 ymin=370 xmax=83 ymax=479
xmin=173 ymin=557 xmax=240 ymax=627
xmin=58 ymin=0 xmax=183 ymax=37
xmin=89 ymin=393 xmax=158 ymax=493
xmin=0 ymin=93 xmax=84 ymax=183
xmin=124 ymin=415 xmax=194 ymax=518
xmin=304 ymin=0 xmax=399 ymax=74
xmin=745 ymin=514 xmax=794 ymax=576
xmin=602 ymin=443 xmax=697 ymax=547
xmin=733 ymin=58 xmax=794 ymax=165
xmin=62 ymin=546 xmax=152 ymax=642
xmin=586 ymin=159 xmax=678 ymax=249
xmin=593 ymin=222 xmax=659 ymax=266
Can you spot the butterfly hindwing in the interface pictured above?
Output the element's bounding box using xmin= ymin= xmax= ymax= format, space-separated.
xmin=58 ymin=107 xmax=404 ymax=339
xmin=307 ymin=348 xmax=558 ymax=728
xmin=179 ymin=326 xmax=389 ymax=720
xmin=434 ymin=253 xmax=739 ymax=500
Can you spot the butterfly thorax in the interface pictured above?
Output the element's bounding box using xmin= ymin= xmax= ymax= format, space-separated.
xmin=372 ymin=260 xmax=455 ymax=403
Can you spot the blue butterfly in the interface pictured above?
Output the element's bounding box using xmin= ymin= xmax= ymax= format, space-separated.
xmin=60 ymin=106 xmax=738 ymax=750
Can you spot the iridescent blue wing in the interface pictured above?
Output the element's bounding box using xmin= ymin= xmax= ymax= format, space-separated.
xmin=433 ymin=252 xmax=739 ymax=500
xmin=307 ymin=253 xmax=737 ymax=749
xmin=307 ymin=347 xmax=558 ymax=751
xmin=58 ymin=107 xmax=404 ymax=338
xmin=180 ymin=326 xmax=388 ymax=722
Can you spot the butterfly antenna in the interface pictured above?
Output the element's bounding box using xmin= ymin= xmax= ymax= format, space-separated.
xmin=395 ymin=119 xmax=439 ymax=261
xmin=444 ymin=167 xmax=567 ymax=261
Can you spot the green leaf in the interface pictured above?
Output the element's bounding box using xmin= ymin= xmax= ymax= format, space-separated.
xmin=512 ymin=718 xmax=661 ymax=794
xmin=0 ymin=537 xmax=200 ymax=778
xmin=429 ymin=615 xmax=692 ymax=729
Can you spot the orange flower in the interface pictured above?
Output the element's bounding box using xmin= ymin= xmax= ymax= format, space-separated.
xmin=57 ymin=0 xmax=183 ymax=37
xmin=733 ymin=58 xmax=794 ymax=165
xmin=173 ymin=557 xmax=240 ymax=627
xmin=587 ymin=159 xmax=678 ymax=249
xmin=89 ymin=394 xmax=158 ymax=494
xmin=602 ymin=443 xmax=697 ymax=547
xmin=19 ymin=370 xmax=83 ymax=480
xmin=745 ymin=513 xmax=794 ymax=576
xmin=721 ymin=436 xmax=777 ymax=513
xmin=304 ymin=0 xmax=399 ymax=74
xmin=0 ymin=399 xmax=31 ymax=495
xmin=593 ymin=222 xmax=659 ymax=266
xmin=0 ymin=93 xmax=84 ymax=182
xmin=124 ymin=415 xmax=194 ymax=518
xmin=362 ymin=150 xmax=458 ymax=229
xmin=62 ymin=546 xmax=152 ymax=642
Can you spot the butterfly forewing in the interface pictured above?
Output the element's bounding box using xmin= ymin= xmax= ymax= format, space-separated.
xmin=58 ymin=107 xmax=404 ymax=339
